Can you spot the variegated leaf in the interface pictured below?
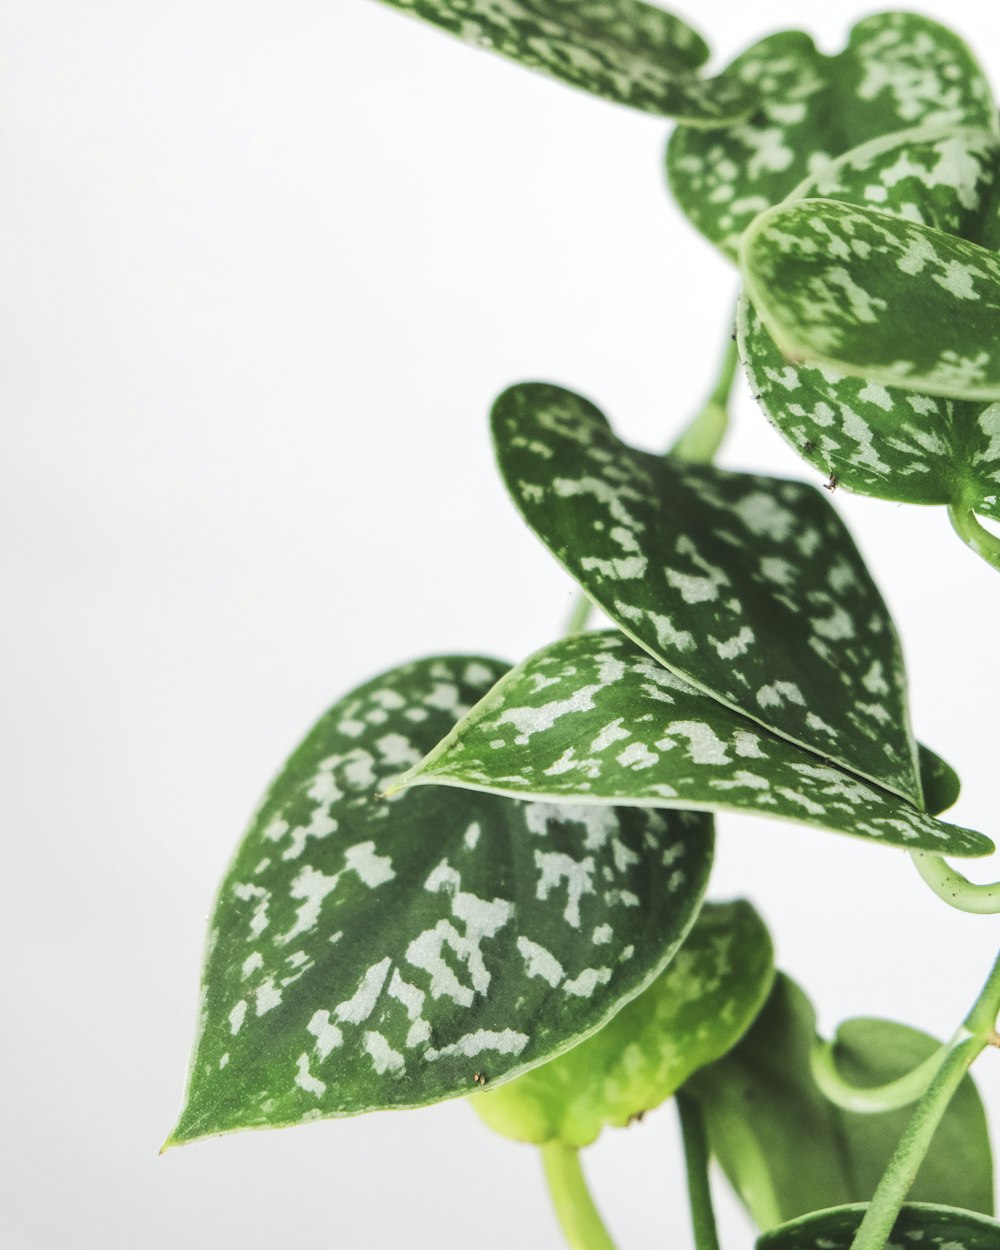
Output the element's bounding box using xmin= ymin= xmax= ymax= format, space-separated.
xmin=492 ymin=382 xmax=922 ymax=803
xmin=166 ymin=656 xmax=713 ymax=1146
xmin=757 ymin=1205 xmax=1000 ymax=1250
xmin=666 ymin=14 xmax=997 ymax=258
xmin=690 ymin=976 xmax=994 ymax=1232
xmin=372 ymin=0 xmax=755 ymax=123
xmin=471 ymin=900 xmax=773 ymax=1146
xmin=397 ymin=634 xmax=991 ymax=857
xmin=741 ymin=199 xmax=1000 ymax=402
xmin=736 ymin=128 xmax=1000 ymax=516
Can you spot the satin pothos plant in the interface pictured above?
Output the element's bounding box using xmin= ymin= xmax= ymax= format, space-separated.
xmin=166 ymin=6 xmax=1000 ymax=1250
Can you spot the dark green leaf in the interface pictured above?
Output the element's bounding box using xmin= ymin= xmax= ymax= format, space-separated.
xmin=167 ymin=656 xmax=713 ymax=1146
xmin=471 ymin=900 xmax=773 ymax=1146
xmin=400 ymin=634 xmax=990 ymax=857
xmin=757 ymin=1204 xmax=1000 ymax=1250
xmin=373 ymin=0 xmax=755 ymax=122
xmin=667 ymin=14 xmax=997 ymax=257
xmin=690 ymin=975 xmax=994 ymax=1231
xmin=741 ymin=199 xmax=1000 ymax=402
xmin=492 ymin=382 xmax=922 ymax=803
xmin=918 ymin=743 xmax=962 ymax=816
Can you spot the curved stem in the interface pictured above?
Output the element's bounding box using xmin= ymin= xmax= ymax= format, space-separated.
xmin=948 ymin=502 xmax=1000 ymax=573
xmin=676 ymin=1092 xmax=721 ymax=1250
xmin=563 ymin=591 xmax=595 ymax=637
xmin=848 ymin=946 xmax=1000 ymax=1250
xmin=911 ymin=852 xmax=1000 ymax=914
xmin=541 ymin=1143 xmax=618 ymax=1250
xmin=810 ymin=1036 xmax=951 ymax=1114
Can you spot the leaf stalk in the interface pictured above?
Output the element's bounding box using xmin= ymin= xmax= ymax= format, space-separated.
xmin=541 ymin=1142 xmax=619 ymax=1250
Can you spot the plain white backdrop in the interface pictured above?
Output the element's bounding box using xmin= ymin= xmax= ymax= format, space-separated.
xmin=3 ymin=2 xmax=1000 ymax=1246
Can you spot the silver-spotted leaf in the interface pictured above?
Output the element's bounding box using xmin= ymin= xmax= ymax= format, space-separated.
xmin=737 ymin=127 xmax=1000 ymax=517
xmin=666 ymin=14 xmax=997 ymax=258
xmin=757 ymin=1204 xmax=1000 ymax=1250
xmin=742 ymin=199 xmax=1000 ymax=402
xmin=471 ymin=900 xmax=773 ymax=1146
xmin=167 ymin=656 xmax=714 ymax=1146
xmin=689 ymin=975 xmax=994 ymax=1231
xmin=492 ymin=382 xmax=922 ymax=803
xmin=400 ymin=634 xmax=990 ymax=857
xmin=372 ymin=0 xmax=755 ymax=123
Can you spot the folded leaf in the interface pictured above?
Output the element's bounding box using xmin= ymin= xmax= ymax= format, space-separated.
xmin=689 ymin=975 xmax=994 ymax=1231
xmin=399 ymin=634 xmax=991 ymax=857
xmin=742 ymin=199 xmax=1000 ymax=402
xmin=492 ymin=382 xmax=922 ymax=803
xmin=757 ymin=1204 xmax=1000 ymax=1250
xmin=667 ymin=14 xmax=997 ymax=257
xmin=918 ymin=743 xmax=961 ymax=816
xmin=166 ymin=656 xmax=713 ymax=1146
xmin=471 ymin=900 xmax=773 ymax=1146
xmin=372 ymin=0 xmax=755 ymax=123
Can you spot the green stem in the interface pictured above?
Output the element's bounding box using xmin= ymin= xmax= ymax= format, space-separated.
xmin=911 ymin=852 xmax=1000 ymax=915
xmin=848 ymin=946 xmax=1000 ymax=1250
xmin=677 ymin=1092 xmax=721 ymax=1250
xmin=668 ymin=335 xmax=739 ymax=465
xmin=541 ymin=1143 xmax=618 ymax=1250
xmin=948 ymin=501 xmax=1000 ymax=573
xmin=810 ymin=1036 xmax=951 ymax=1114
xmin=562 ymin=324 xmax=739 ymax=637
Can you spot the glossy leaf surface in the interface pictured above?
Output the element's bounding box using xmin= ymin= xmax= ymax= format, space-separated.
xmin=742 ymin=200 xmax=1000 ymax=402
xmin=666 ymin=14 xmax=996 ymax=257
xmin=372 ymin=0 xmax=754 ymax=122
xmin=690 ymin=976 xmax=994 ymax=1230
xmin=400 ymin=634 xmax=990 ymax=857
xmin=758 ymin=1204 xmax=1000 ymax=1250
xmin=471 ymin=900 xmax=773 ymax=1146
xmin=168 ymin=657 xmax=714 ymax=1145
xmin=493 ymin=382 xmax=922 ymax=803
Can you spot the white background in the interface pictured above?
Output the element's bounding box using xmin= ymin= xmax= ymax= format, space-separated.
xmin=3 ymin=2 xmax=1000 ymax=1246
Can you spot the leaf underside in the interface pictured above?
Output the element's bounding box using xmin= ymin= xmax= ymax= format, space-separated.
xmin=492 ymin=381 xmax=922 ymax=804
xmin=403 ymin=633 xmax=990 ymax=857
xmin=666 ymin=13 xmax=996 ymax=258
xmin=168 ymin=656 xmax=714 ymax=1146
xmin=471 ymin=899 xmax=774 ymax=1146
xmin=372 ymin=0 xmax=755 ymax=122
xmin=690 ymin=975 xmax=994 ymax=1231
xmin=757 ymin=1203 xmax=1000 ymax=1250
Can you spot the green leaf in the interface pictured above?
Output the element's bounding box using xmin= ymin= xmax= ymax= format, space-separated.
xmin=741 ymin=199 xmax=1000 ymax=403
xmin=492 ymin=382 xmax=922 ymax=804
xmin=166 ymin=656 xmax=714 ymax=1146
xmin=689 ymin=975 xmax=994 ymax=1231
xmin=372 ymin=0 xmax=755 ymax=123
xmin=918 ymin=743 xmax=961 ymax=816
xmin=471 ymin=900 xmax=774 ymax=1146
xmin=666 ymin=14 xmax=997 ymax=258
xmin=399 ymin=633 xmax=991 ymax=858
xmin=757 ymin=1204 xmax=1000 ymax=1250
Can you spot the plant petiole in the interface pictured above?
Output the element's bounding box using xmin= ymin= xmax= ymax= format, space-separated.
xmin=677 ymin=1091 xmax=722 ymax=1250
xmin=810 ymin=1036 xmax=953 ymax=1114
xmin=541 ymin=1142 xmax=619 ymax=1250
xmin=947 ymin=501 xmax=1000 ymax=573
xmin=911 ymin=852 xmax=1000 ymax=914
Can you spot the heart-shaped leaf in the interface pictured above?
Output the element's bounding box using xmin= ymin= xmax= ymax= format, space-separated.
xmin=666 ymin=14 xmax=997 ymax=258
xmin=757 ymin=1204 xmax=1000 ymax=1250
xmin=737 ymin=126 xmax=1000 ymax=519
xmin=689 ymin=975 xmax=994 ymax=1231
xmin=398 ymin=633 xmax=991 ymax=857
xmin=742 ymin=199 xmax=1000 ymax=402
xmin=471 ymin=899 xmax=773 ymax=1146
xmin=372 ymin=0 xmax=755 ymax=123
xmin=492 ymin=382 xmax=922 ymax=803
xmin=166 ymin=656 xmax=714 ymax=1147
